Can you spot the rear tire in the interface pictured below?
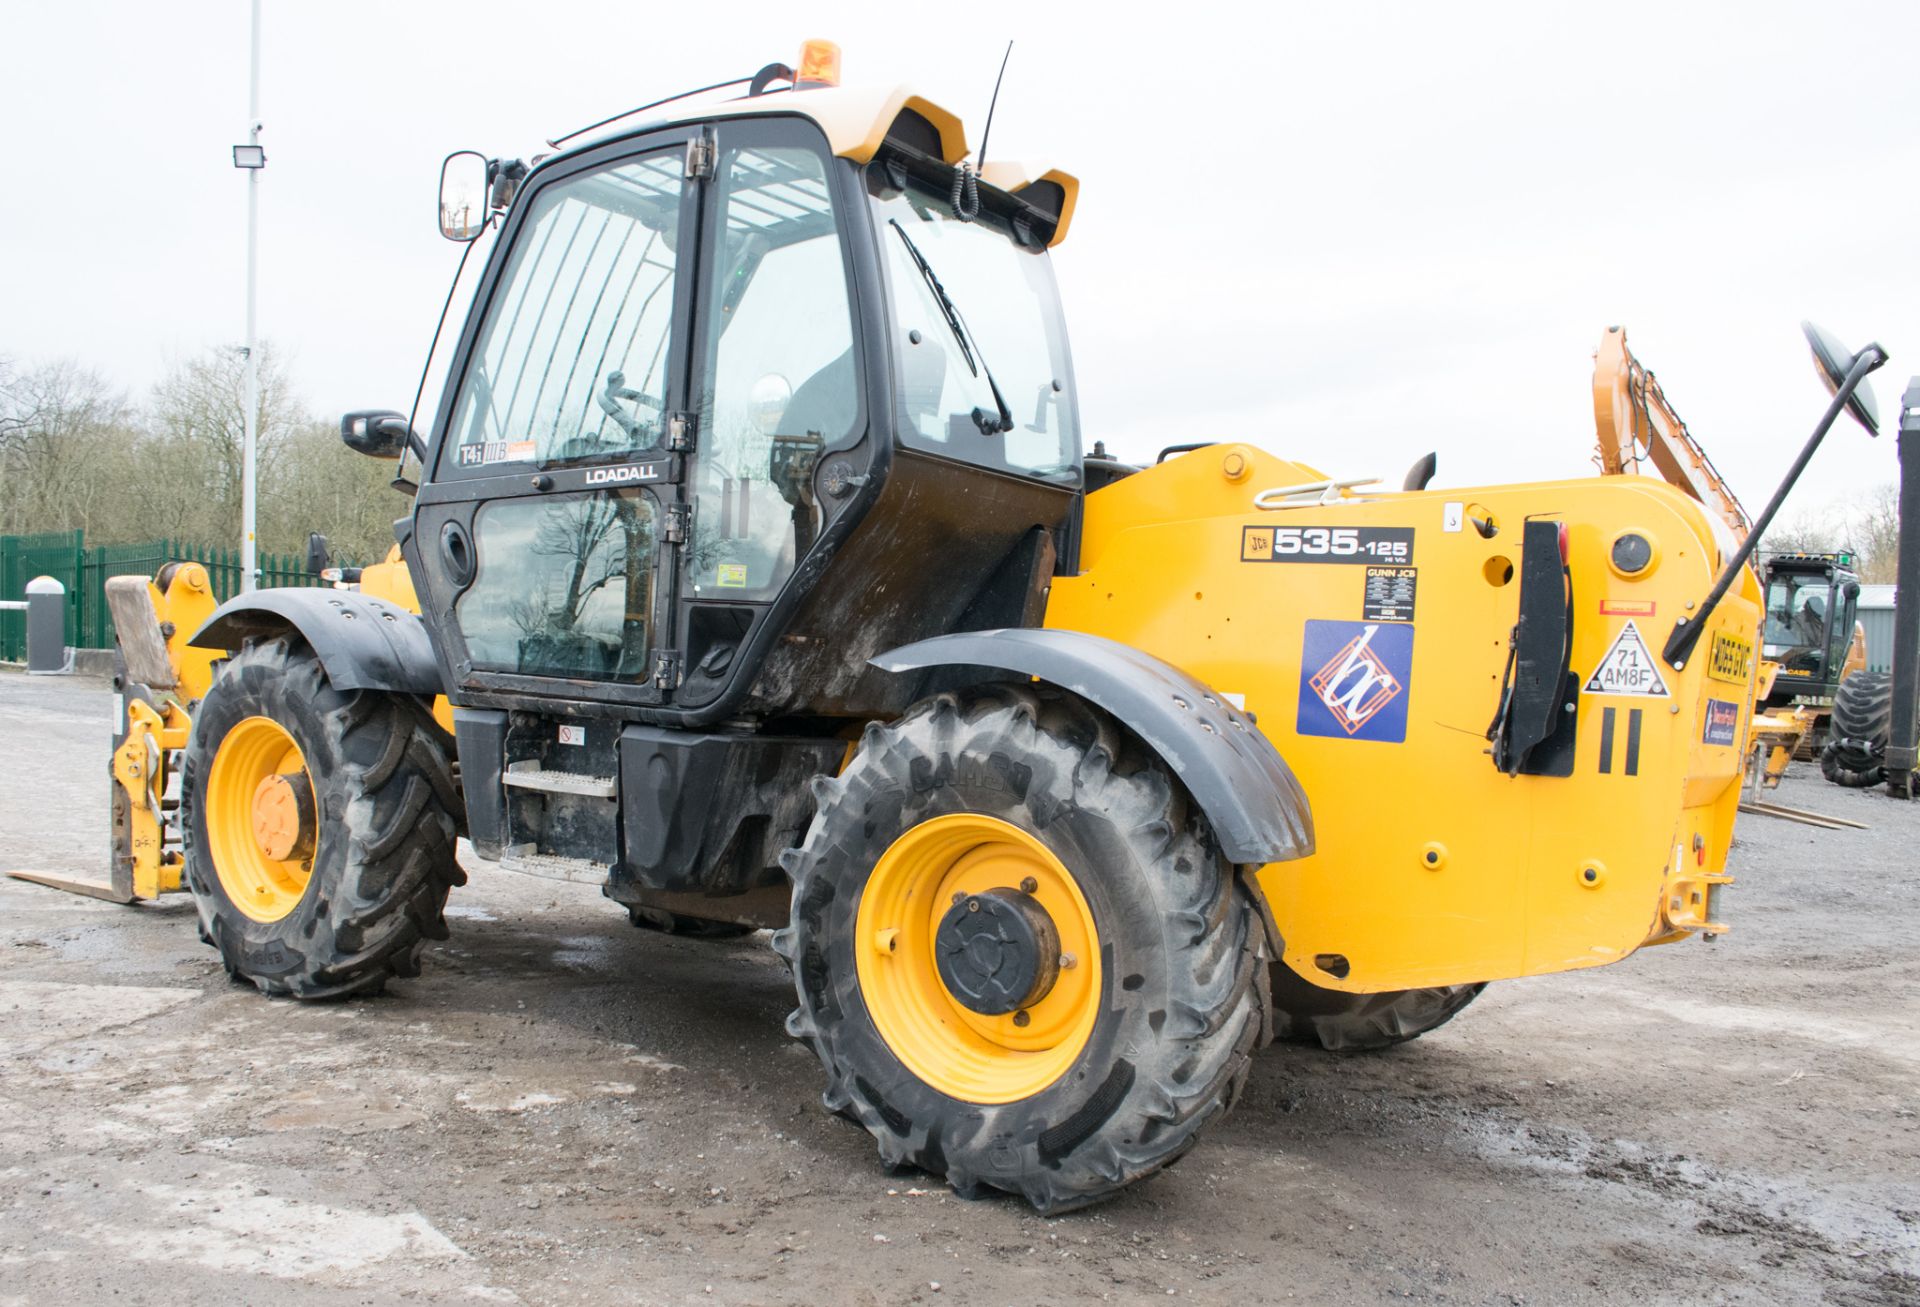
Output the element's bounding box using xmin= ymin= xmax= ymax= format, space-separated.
xmin=1821 ymin=670 xmax=1892 ymax=788
xmin=181 ymin=638 xmax=464 ymax=999
xmin=1269 ymin=962 xmax=1483 ymax=1052
xmin=777 ymin=687 xmax=1267 ymax=1213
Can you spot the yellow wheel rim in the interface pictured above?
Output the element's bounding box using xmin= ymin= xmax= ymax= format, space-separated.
xmin=854 ymin=813 xmax=1102 ymax=1105
xmin=206 ymin=715 xmax=317 ymax=923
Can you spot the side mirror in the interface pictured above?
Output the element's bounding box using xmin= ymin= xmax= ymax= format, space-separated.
xmin=305 ymin=532 xmax=332 ymax=577
xmin=439 ymin=150 xmax=490 ymax=241
xmin=1844 ymin=580 xmax=1862 ymax=601
xmin=341 ymin=409 xmax=419 ymax=459
xmin=1803 ymin=321 xmax=1883 ymax=435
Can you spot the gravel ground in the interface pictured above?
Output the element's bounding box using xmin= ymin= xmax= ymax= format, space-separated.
xmin=1 ymin=667 xmax=1916 ymax=1305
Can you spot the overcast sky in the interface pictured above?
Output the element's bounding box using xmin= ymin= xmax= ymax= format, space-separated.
xmin=4 ymin=2 xmax=1917 ymax=526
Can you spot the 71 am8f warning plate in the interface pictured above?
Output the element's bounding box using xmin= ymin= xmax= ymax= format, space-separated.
xmin=1584 ymin=620 xmax=1670 ymax=698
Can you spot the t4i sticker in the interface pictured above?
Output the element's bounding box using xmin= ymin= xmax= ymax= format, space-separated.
xmin=1297 ymin=620 xmax=1413 ymax=743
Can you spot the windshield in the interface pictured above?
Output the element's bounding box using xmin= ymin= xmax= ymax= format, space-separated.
xmin=869 ymin=174 xmax=1077 ymax=483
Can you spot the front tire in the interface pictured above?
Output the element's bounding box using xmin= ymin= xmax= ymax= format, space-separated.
xmin=180 ymin=638 xmax=464 ymax=999
xmin=776 ymin=688 xmax=1268 ymax=1213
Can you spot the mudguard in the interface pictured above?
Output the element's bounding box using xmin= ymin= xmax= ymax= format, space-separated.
xmin=873 ymin=628 xmax=1314 ymax=865
xmin=189 ymin=587 xmax=444 ymax=696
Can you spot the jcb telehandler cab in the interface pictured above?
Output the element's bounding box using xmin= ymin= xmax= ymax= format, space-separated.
xmin=35 ymin=46 xmax=1889 ymax=1211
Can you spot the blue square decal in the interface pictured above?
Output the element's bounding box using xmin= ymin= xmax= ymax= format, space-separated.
xmin=1297 ymin=620 xmax=1414 ymax=743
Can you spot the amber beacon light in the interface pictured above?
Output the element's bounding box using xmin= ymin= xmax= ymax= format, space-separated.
xmin=797 ymin=39 xmax=842 ymax=87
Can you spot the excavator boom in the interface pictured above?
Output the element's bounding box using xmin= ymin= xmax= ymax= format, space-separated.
xmin=1593 ymin=325 xmax=1753 ymax=541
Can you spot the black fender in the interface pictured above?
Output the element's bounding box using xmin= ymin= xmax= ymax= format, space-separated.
xmin=188 ymin=587 xmax=444 ymax=696
xmin=872 ymin=628 xmax=1314 ymax=865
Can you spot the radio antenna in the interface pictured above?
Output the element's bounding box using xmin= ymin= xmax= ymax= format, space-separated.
xmin=976 ymin=41 xmax=1013 ymax=165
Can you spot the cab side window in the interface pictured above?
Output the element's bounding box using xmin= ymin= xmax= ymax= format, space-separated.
xmin=688 ymin=145 xmax=858 ymax=600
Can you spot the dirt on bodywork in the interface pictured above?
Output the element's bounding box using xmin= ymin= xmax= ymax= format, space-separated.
xmin=0 ymin=669 xmax=1915 ymax=1304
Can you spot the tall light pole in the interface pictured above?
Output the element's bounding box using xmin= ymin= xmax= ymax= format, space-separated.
xmin=230 ymin=0 xmax=265 ymax=591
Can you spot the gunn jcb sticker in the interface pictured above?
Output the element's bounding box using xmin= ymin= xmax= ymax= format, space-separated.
xmin=1361 ymin=566 xmax=1417 ymax=622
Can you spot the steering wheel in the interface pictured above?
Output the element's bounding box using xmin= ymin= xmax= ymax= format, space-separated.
xmin=596 ymin=369 xmax=664 ymax=440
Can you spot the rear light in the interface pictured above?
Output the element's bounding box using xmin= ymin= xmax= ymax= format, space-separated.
xmin=797 ymin=39 xmax=842 ymax=88
xmin=1557 ymin=522 xmax=1570 ymax=565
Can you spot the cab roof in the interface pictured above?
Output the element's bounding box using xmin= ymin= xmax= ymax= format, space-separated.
xmin=551 ymin=81 xmax=1078 ymax=247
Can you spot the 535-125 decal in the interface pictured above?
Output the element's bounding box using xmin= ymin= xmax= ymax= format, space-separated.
xmin=1242 ymin=525 xmax=1414 ymax=565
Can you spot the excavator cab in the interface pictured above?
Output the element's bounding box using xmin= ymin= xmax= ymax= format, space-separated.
xmin=1761 ymin=553 xmax=1861 ymax=699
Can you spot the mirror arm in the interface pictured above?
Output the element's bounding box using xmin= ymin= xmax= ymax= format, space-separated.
xmin=1662 ymin=344 xmax=1888 ymax=669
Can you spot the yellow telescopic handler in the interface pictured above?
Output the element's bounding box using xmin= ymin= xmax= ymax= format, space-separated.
xmin=9 ymin=43 xmax=1891 ymax=1211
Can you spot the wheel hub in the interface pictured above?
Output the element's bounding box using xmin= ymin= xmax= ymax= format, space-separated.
xmin=854 ymin=813 xmax=1102 ymax=1104
xmin=250 ymin=771 xmax=315 ymax=862
xmin=934 ymin=888 xmax=1060 ymax=1016
xmin=206 ymin=715 xmax=317 ymax=923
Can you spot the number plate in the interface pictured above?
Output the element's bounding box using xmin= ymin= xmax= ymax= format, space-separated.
xmin=1241 ymin=525 xmax=1414 ymax=565
xmin=1707 ymin=630 xmax=1753 ymax=684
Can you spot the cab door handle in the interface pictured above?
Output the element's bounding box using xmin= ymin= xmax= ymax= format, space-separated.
xmin=440 ymin=520 xmax=476 ymax=587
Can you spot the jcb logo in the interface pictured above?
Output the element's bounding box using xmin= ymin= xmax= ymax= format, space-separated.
xmin=585 ymin=464 xmax=657 ymax=485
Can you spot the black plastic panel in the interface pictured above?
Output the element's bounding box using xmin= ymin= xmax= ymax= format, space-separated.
xmin=452 ymin=708 xmax=508 ymax=858
xmin=615 ymin=727 xmax=844 ymax=896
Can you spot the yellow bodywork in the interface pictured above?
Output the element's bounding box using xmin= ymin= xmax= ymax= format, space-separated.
xmin=1046 ymin=445 xmax=1758 ymax=994
xmin=151 ymin=565 xmax=221 ymax=705
xmin=115 ymin=564 xmax=220 ymax=898
xmin=111 ymin=698 xmax=189 ymax=900
xmin=9 ymin=563 xmax=217 ymax=901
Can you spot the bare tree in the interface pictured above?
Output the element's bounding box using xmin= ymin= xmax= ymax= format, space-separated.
xmin=146 ymin=345 xmax=302 ymax=541
xmin=0 ymin=360 xmax=136 ymax=538
xmin=1848 ymin=484 xmax=1900 ymax=584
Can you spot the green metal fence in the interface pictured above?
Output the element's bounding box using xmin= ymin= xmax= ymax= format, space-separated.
xmin=1 ymin=532 xmax=334 ymax=661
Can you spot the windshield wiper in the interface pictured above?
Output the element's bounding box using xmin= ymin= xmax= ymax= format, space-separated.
xmin=888 ymin=219 xmax=1013 ymax=436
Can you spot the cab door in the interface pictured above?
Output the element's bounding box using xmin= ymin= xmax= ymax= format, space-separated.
xmin=412 ymin=131 xmax=703 ymax=707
